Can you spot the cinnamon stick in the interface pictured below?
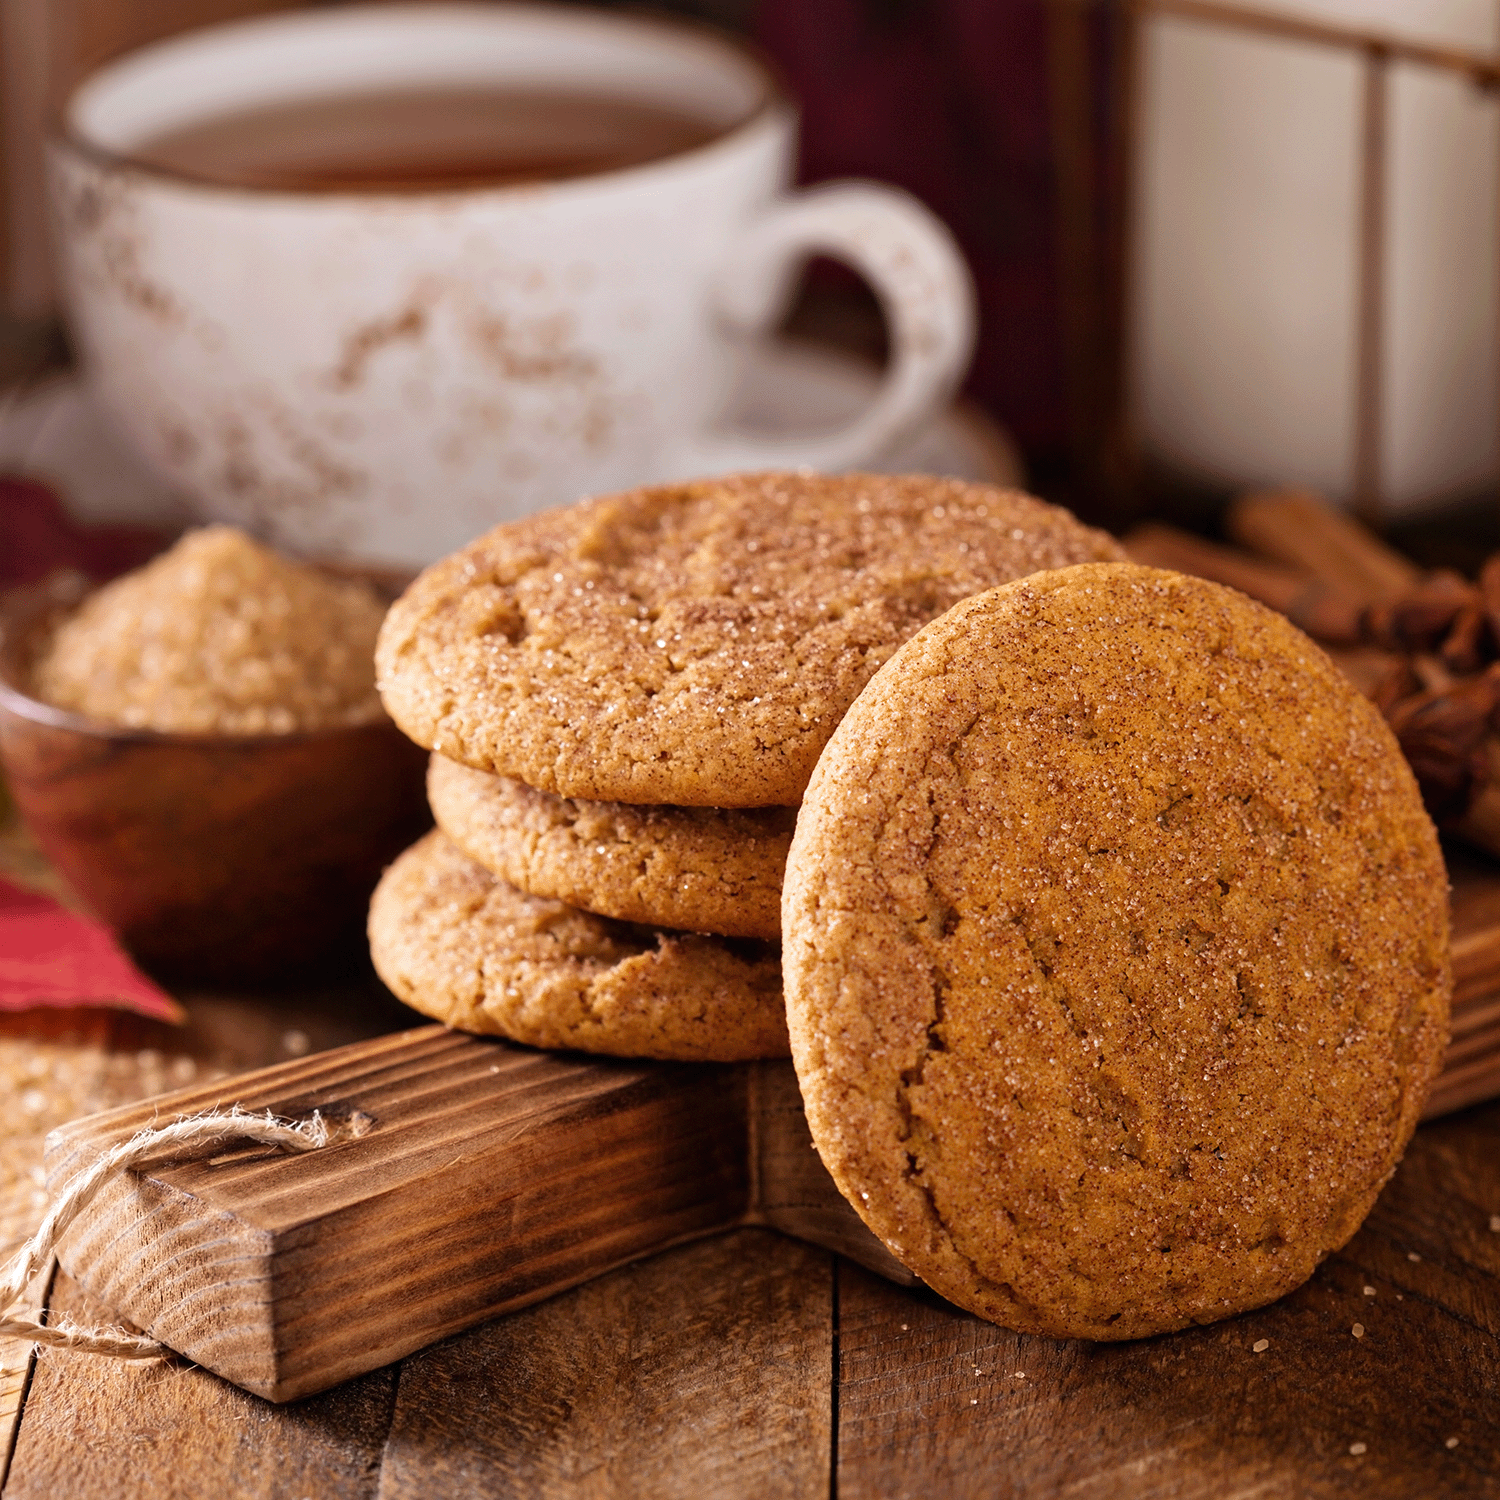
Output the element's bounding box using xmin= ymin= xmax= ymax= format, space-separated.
xmin=1121 ymin=523 xmax=1365 ymax=642
xmin=1226 ymin=488 xmax=1420 ymax=604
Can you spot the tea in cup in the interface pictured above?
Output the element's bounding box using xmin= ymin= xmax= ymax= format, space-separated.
xmin=50 ymin=4 xmax=975 ymax=567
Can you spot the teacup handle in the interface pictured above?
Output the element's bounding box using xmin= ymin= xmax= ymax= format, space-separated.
xmin=678 ymin=181 xmax=977 ymax=474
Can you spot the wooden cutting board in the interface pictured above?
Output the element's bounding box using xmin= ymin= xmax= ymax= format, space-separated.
xmin=44 ymin=1031 xmax=907 ymax=1402
xmin=1430 ymin=842 xmax=1500 ymax=1117
xmin=41 ymin=839 xmax=1500 ymax=1404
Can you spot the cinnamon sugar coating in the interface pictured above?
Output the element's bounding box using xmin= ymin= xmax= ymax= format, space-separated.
xmin=375 ymin=472 xmax=1122 ymax=807
xmin=783 ymin=563 xmax=1451 ymax=1340
xmin=427 ymin=754 xmax=793 ymax=940
xmin=369 ymin=829 xmax=787 ymax=1061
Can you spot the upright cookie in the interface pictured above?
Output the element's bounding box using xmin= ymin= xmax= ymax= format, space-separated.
xmin=428 ymin=755 xmax=793 ymax=940
xmin=782 ymin=563 xmax=1450 ymax=1340
xmin=376 ymin=472 xmax=1122 ymax=806
xmin=370 ymin=829 xmax=787 ymax=1061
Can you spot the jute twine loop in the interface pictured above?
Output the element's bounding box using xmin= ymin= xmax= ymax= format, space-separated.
xmin=0 ymin=1108 xmax=330 ymax=1360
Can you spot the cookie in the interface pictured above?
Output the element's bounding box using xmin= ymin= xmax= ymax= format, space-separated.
xmin=782 ymin=562 xmax=1450 ymax=1340
xmin=427 ymin=754 xmax=793 ymax=940
xmin=375 ymin=472 xmax=1122 ymax=807
xmin=369 ymin=829 xmax=788 ymax=1061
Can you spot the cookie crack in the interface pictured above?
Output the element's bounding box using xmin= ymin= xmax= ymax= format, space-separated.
xmin=894 ymin=1130 xmax=1040 ymax=1327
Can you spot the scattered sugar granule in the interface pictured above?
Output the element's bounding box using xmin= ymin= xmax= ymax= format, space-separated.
xmin=1490 ymin=1215 xmax=1500 ymax=1233
xmin=1352 ymin=1324 xmax=1365 ymax=1339
xmin=33 ymin=525 xmax=387 ymax=733
xmin=1363 ymin=1286 xmax=1376 ymax=1297
xmin=1350 ymin=1442 xmax=1367 ymax=1456
xmin=1408 ymin=1252 xmax=1421 ymax=1262
xmin=1014 ymin=1371 xmax=1026 ymax=1379
xmin=1252 ymin=1339 xmax=1270 ymax=1353
xmin=1446 ymin=1438 xmax=1460 ymax=1450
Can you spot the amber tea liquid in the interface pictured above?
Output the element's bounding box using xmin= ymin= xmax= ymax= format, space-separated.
xmin=129 ymin=86 xmax=725 ymax=192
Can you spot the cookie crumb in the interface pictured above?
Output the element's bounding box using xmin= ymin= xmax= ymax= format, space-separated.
xmin=1252 ymin=1339 xmax=1270 ymax=1353
xmin=1446 ymin=1437 xmax=1460 ymax=1450
xmin=1363 ymin=1286 xmax=1376 ymax=1296
xmin=1350 ymin=1442 xmax=1367 ymax=1456
xmin=1408 ymin=1251 xmax=1421 ymax=1262
xmin=1352 ymin=1324 xmax=1365 ymax=1338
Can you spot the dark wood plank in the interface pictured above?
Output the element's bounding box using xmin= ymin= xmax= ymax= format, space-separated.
xmin=45 ymin=1031 xmax=755 ymax=1401
xmin=4 ymin=1270 xmax=395 ymax=1500
xmin=748 ymin=1058 xmax=915 ymax=1285
xmin=1426 ymin=845 xmax=1500 ymax=1117
xmin=1445 ymin=843 xmax=1500 ymax=1014
xmin=835 ymin=1102 xmax=1500 ymax=1499
xmin=374 ymin=1229 xmax=832 ymax=1500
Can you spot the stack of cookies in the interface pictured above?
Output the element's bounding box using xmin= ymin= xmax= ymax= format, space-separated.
xmin=367 ymin=470 xmax=1122 ymax=1061
xmin=367 ymin=474 xmax=1452 ymax=1342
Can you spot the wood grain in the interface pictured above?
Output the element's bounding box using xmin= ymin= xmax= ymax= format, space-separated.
xmin=1419 ymin=846 xmax=1500 ymax=1120
xmin=4 ymin=1270 xmax=395 ymax=1500
xmin=45 ymin=1027 xmax=760 ymax=1401
xmin=0 ymin=1262 xmax=48 ymax=1489
xmin=835 ymin=1098 xmax=1500 ymax=1500
xmin=6 ymin=817 xmax=1500 ymax=1492
xmin=747 ymin=1058 xmax=915 ymax=1287
xmin=375 ymin=1230 xmax=832 ymax=1500
xmin=0 ymin=1008 xmax=133 ymax=1488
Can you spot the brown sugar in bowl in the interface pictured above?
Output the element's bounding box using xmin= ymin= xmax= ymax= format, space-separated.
xmin=0 ymin=574 xmax=430 ymax=982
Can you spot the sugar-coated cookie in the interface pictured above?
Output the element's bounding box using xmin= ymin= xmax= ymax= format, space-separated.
xmin=376 ymin=472 xmax=1122 ymax=807
xmin=370 ymin=829 xmax=787 ymax=1061
xmin=782 ymin=563 xmax=1450 ymax=1339
xmin=427 ymin=754 xmax=792 ymax=940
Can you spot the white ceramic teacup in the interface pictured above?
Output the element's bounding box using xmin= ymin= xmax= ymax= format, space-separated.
xmin=49 ymin=4 xmax=976 ymax=568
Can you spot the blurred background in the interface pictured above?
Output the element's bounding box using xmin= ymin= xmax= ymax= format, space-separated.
xmin=5 ymin=0 xmax=1500 ymax=555
xmin=8 ymin=0 xmax=1071 ymax=513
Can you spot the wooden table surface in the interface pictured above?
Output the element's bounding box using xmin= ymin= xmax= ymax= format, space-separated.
xmin=1 ymin=820 xmax=1499 ymax=1498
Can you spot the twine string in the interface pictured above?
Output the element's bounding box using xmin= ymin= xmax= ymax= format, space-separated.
xmin=0 ymin=1108 xmax=330 ymax=1359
